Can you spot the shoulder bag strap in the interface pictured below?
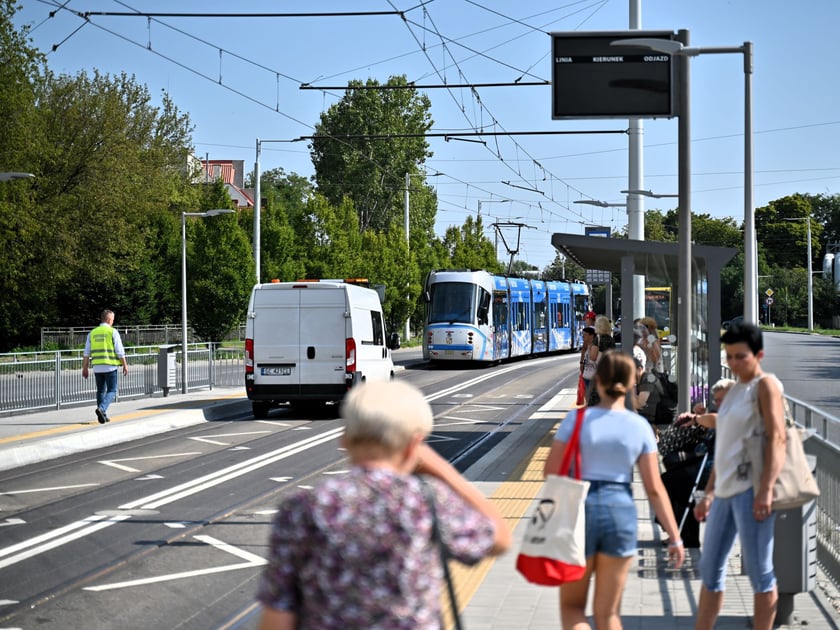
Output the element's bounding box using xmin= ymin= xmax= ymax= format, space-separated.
xmin=421 ymin=479 xmax=463 ymax=630
xmin=558 ymin=407 xmax=585 ymax=478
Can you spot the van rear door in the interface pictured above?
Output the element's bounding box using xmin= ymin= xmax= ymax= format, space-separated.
xmin=298 ymin=285 xmax=347 ymax=395
xmin=252 ymin=284 xmax=347 ymax=398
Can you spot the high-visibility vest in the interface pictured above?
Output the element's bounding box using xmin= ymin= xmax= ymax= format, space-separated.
xmin=89 ymin=324 xmax=121 ymax=366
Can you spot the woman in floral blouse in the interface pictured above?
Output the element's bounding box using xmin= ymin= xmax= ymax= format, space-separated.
xmin=257 ymin=380 xmax=512 ymax=630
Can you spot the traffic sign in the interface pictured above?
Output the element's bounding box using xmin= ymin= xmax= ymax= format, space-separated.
xmin=766 ymin=297 xmax=774 ymax=305
xmin=765 ymin=288 xmax=774 ymax=297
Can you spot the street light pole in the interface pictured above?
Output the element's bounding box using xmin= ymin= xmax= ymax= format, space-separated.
xmin=181 ymin=209 xmax=235 ymax=394
xmin=613 ymin=32 xmax=755 ymax=411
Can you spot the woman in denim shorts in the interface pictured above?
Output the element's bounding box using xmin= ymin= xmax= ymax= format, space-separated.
xmin=545 ymin=352 xmax=685 ymax=629
xmin=692 ymin=322 xmax=786 ymax=630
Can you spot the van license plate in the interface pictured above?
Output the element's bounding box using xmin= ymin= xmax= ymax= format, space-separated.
xmin=444 ymin=350 xmax=454 ymax=356
xmin=262 ymin=367 xmax=292 ymax=376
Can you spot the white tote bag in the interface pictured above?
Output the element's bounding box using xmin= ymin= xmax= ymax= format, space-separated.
xmin=516 ymin=407 xmax=590 ymax=586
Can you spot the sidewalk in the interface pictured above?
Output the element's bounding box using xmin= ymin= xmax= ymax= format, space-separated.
xmin=0 ymin=386 xmax=249 ymax=472
xmin=460 ymin=390 xmax=840 ymax=630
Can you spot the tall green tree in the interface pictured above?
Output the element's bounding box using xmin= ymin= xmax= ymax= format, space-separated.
xmin=0 ymin=0 xmax=48 ymax=348
xmin=440 ymin=216 xmax=502 ymax=272
xmin=310 ymin=75 xmax=435 ymax=238
xmin=188 ymin=182 xmax=254 ymax=341
xmin=756 ymin=194 xmax=823 ymax=269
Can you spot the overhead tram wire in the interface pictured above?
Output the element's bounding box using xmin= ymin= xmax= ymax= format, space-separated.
xmin=37 ymin=1 xmax=445 ymax=201
xmin=294 ymin=129 xmax=627 ymax=141
xmin=389 ymin=2 xmax=607 ymax=215
xmin=300 ymin=81 xmax=549 ymax=90
xmin=76 ymin=11 xmax=404 ymax=19
xmin=40 ymin=0 xmax=614 ymax=230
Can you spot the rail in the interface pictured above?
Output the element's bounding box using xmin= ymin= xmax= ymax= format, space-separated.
xmin=0 ymin=344 xmax=244 ymax=415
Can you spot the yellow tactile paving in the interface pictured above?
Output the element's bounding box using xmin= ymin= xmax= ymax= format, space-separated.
xmin=442 ymin=426 xmax=560 ymax=629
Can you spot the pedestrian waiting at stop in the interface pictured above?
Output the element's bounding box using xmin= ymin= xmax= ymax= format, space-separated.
xmin=692 ymin=322 xmax=786 ymax=630
xmin=256 ymin=379 xmax=511 ymax=629
xmin=544 ymin=352 xmax=685 ymax=630
xmin=81 ymin=309 xmax=128 ymax=424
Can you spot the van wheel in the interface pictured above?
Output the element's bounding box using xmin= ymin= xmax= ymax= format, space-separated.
xmin=252 ymin=402 xmax=272 ymax=419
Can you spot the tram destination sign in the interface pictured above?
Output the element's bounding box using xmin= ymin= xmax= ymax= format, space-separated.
xmin=551 ymin=30 xmax=678 ymax=120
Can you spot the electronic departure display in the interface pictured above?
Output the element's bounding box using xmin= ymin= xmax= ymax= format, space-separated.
xmin=551 ymin=31 xmax=680 ymax=119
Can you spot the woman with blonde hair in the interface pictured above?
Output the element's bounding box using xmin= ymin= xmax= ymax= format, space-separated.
xmin=639 ymin=316 xmax=664 ymax=373
xmin=544 ymin=352 xmax=685 ymax=629
xmin=257 ymin=380 xmax=511 ymax=629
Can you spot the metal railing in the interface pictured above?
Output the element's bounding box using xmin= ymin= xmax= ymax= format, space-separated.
xmin=0 ymin=343 xmax=244 ymax=415
xmin=39 ymin=324 xmax=247 ymax=349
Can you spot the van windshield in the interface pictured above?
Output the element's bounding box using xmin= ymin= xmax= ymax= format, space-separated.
xmin=428 ymin=282 xmax=476 ymax=324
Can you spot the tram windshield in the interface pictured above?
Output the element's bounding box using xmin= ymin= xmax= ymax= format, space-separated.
xmin=428 ymin=282 xmax=476 ymax=324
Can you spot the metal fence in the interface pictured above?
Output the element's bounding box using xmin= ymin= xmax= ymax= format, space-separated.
xmin=39 ymin=324 xmax=247 ymax=349
xmin=0 ymin=343 xmax=244 ymax=415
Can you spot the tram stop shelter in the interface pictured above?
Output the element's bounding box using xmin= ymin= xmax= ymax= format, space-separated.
xmin=551 ymin=232 xmax=736 ymax=405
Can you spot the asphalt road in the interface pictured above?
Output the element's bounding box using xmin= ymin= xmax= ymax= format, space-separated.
xmin=0 ymin=351 xmax=580 ymax=630
xmin=760 ymin=330 xmax=840 ymax=421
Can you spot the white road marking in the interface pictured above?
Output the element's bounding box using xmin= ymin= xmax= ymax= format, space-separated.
xmin=121 ymin=428 xmax=344 ymax=510
xmin=0 ymin=363 xmax=560 ymax=572
xmin=98 ymin=453 xmax=203 ymax=473
xmin=0 ymin=599 xmax=19 ymax=606
xmin=229 ymin=446 xmax=251 ymax=450
xmin=0 ymin=518 xmax=26 ymax=527
xmin=269 ymin=477 xmax=292 ymax=483
xmin=0 ymin=429 xmax=343 ymax=570
xmin=0 ymin=483 xmax=99 ymax=495
xmin=83 ymin=535 xmax=266 ymax=592
xmin=134 ymin=475 xmax=164 ymax=481
xmin=164 ymin=522 xmax=187 ymax=528
xmin=188 ymin=430 xmax=271 ymax=446
xmin=0 ymin=515 xmax=131 ymax=570
xmin=254 ymin=509 xmax=278 ymax=515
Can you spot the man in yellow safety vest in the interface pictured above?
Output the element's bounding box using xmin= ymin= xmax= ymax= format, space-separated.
xmin=82 ymin=310 xmax=129 ymax=424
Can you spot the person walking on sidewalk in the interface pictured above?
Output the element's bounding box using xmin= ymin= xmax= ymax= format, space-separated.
xmin=544 ymin=352 xmax=685 ymax=630
xmin=256 ymin=380 xmax=511 ymax=629
xmin=692 ymin=322 xmax=785 ymax=630
xmin=81 ymin=310 xmax=128 ymax=424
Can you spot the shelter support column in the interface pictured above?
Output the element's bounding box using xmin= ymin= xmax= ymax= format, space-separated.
xmin=620 ymin=254 xmax=636 ymax=359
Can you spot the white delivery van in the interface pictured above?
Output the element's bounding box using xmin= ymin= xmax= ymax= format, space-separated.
xmin=244 ymin=279 xmax=399 ymax=418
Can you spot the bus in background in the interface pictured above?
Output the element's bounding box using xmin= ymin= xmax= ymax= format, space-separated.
xmin=644 ymin=287 xmax=673 ymax=338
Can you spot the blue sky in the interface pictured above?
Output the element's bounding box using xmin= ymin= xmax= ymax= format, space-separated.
xmin=15 ymin=1 xmax=840 ymax=270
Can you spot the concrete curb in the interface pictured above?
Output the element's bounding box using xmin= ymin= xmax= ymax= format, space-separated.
xmin=0 ymin=399 xmax=245 ymax=473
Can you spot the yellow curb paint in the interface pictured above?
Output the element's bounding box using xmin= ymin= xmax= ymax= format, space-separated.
xmin=442 ymin=427 xmax=560 ymax=629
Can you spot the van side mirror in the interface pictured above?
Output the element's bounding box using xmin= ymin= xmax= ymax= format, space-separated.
xmin=387 ymin=332 xmax=401 ymax=350
xmin=422 ymin=290 xmax=431 ymax=303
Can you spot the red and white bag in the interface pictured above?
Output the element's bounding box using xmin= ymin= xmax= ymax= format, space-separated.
xmin=516 ymin=407 xmax=589 ymax=586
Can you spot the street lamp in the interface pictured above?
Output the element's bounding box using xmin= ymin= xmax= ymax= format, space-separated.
xmin=782 ymin=216 xmax=813 ymax=331
xmin=181 ymin=209 xmax=235 ymax=394
xmin=0 ymin=172 xmax=35 ymax=181
xmin=613 ymin=35 xmax=756 ymax=324
xmin=620 ymin=188 xmax=679 ymax=199
xmin=613 ymin=31 xmax=755 ymax=413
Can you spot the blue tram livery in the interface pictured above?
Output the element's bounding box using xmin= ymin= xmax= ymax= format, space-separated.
xmin=422 ymin=269 xmax=591 ymax=363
